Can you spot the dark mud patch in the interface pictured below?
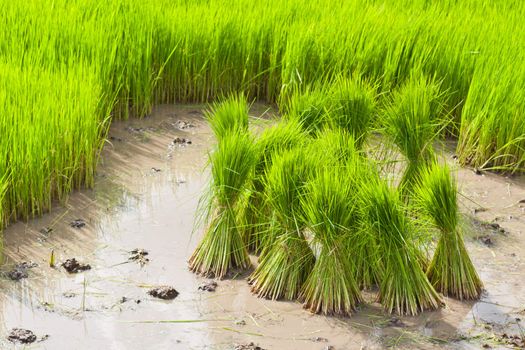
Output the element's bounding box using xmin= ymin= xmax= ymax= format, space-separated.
xmin=198 ymin=280 xmax=218 ymax=292
xmin=61 ymin=258 xmax=91 ymax=273
xmin=128 ymin=248 xmax=149 ymax=266
xmin=5 ymin=261 xmax=38 ymax=281
xmin=234 ymin=342 xmax=266 ymax=350
xmin=69 ymin=218 xmax=86 ymax=228
xmin=172 ymin=137 xmax=192 ymax=145
xmin=147 ymin=286 xmax=179 ymax=300
xmin=7 ymin=328 xmax=38 ymax=344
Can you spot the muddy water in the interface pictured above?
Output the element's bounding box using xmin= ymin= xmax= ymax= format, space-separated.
xmin=0 ymin=105 xmax=524 ymax=350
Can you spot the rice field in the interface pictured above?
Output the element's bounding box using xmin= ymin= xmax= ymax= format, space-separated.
xmin=1 ymin=0 xmax=525 ymax=231
xmin=0 ymin=0 xmax=523 ymax=326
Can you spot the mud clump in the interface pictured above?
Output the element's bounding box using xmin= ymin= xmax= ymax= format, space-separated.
xmin=69 ymin=218 xmax=86 ymax=228
xmin=477 ymin=235 xmax=494 ymax=246
xmin=129 ymin=248 xmax=150 ymax=266
xmin=7 ymin=328 xmax=37 ymax=344
xmin=6 ymin=261 xmax=38 ymax=281
xmin=234 ymin=342 xmax=265 ymax=350
xmin=173 ymin=137 xmax=192 ymax=145
xmin=198 ymin=281 xmax=218 ymax=292
xmin=147 ymin=286 xmax=179 ymax=300
xmin=174 ymin=120 xmax=194 ymax=130
xmin=7 ymin=269 xmax=28 ymax=281
xmin=62 ymin=258 xmax=91 ymax=273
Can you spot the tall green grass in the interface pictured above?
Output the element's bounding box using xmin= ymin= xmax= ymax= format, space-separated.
xmin=2 ymin=0 xmax=525 ymax=234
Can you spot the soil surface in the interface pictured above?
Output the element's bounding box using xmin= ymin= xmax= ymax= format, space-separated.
xmin=0 ymin=104 xmax=524 ymax=349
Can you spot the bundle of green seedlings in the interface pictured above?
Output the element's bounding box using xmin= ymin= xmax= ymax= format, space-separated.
xmin=328 ymin=74 xmax=378 ymax=149
xmin=189 ymin=96 xmax=254 ymax=278
xmin=414 ymin=162 xmax=483 ymax=300
xmin=189 ymin=131 xmax=256 ymax=278
xmin=384 ymin=74 xmax=446 ymax=195
xmin=241 ymin=118 xmax=307 ymax=253
xmin=299 ymin=164 xmax=364 ymax=315
xmin=204 ymin=94 xmax=250 ymax=140
xmin=248 ymin=147 xmax=317 ymax=300
xmin=361 ymin=179 xmax=443 ymax=315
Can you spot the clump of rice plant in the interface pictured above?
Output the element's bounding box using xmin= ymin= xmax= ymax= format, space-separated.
xmin=189 ymin=132 xmax=256 ymax=278
xmin=300 ymin=166 xmax=363 ymax=315
xmin=281 ymin=86 xmax=331 ymax=134
xmin=205 ymin=94 xmax=249 ymax=140
xmin=242 ymin=119 xmax=308 ymax=253
xmin=249 ymin=148 xmax=316 ymax=300
xmin=362 ymin=179 xmax=443 ymax=315
xmin=414 ymin=163 xmax=483 ymax=300
xmin=384 ymin=74 xmax=444 ymax=193
xmin=310 ymin=127 xmax=357 ymax=164
xmin=329 ymin=74 xmax=377 ymax=148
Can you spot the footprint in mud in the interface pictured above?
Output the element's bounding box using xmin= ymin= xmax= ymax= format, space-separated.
xmin=61 ymin=258 xmax=91 ymax=273
xmin=147 ymin=286 xmax=179 ymax=300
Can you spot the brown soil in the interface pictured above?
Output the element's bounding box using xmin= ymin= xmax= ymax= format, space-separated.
xmin=0 ymin=104 xmax=524 ymax=349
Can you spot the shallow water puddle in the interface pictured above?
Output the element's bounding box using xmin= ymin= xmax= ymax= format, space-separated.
xmin=0 ymin=105 xmax=524 ymax=349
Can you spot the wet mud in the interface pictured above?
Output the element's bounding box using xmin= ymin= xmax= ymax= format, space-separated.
xmin=0 ymin=104 xmax=524 ymax=349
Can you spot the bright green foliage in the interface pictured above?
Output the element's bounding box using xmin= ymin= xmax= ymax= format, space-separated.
xmin=242 ymin=119 xmax=307 ymax=252
xmin=205 ymin=94 xmax=250 ymax=140
xmin=361 ymin=179 xmax=443 ymax=315
xmin=282 ymin=87 xmax=332 ymax=134
xmin=383 ymin=74 xmax=444 ymax=193
xmin=189 ymin=132 xmax=256 ymax=278
xmin=415 ymin=163 xmax=483 ymax=300
xmin=249 ymin=148 xmax=317 ymax=300
xmin=2 ymin=0 xmax=525 ymax=233
xmin=329 ymin=75 xmax=377 ymax=148
xmin=300 ymin=166 xmax=363 ymax=315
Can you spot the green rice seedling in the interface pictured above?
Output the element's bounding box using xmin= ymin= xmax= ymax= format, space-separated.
xmin=362 ymin=179 xmax=443 ymax=315
xmin=242 ymin=119 xmax=308 ymax=253
xmin=281 ymin=86 xmax=332 ymax=134
xmin=383 ymin=74 xmax=445 ymax=194
xmin=205 ymin=94 xmax=250 ymax=140
xmin=310 ymin=127 xmax=358 ymax=165
xmin=249 ymin=148 xmax=317 ymax=300
xmin=300 ymin=166 xmax=363 ymax=315
xmin=329 ymin=74 xmax=377 ymax=148
xmin=189 ymin=132 xmax=256 ymax=278
xmin=414 ymin=163 xmax=483 ymax=300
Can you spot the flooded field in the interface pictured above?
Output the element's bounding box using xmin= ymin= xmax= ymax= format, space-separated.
xmin=0 ymin=105 xmax=524 ymax=350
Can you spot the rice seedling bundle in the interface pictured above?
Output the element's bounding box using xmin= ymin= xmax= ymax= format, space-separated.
xmin=383 ymin=74 xmax=444 ymax=193
xmin=414 ymin=163 xmax=483 ymax=300
xmin=205 ymin=94 xmax=249 ymax=140
xmin=361 ymin=179 xmax=443 ymax=315
xmin=242 ymin=119 xmax=307 ymax=252
xmin=328 ymin=75 xmax=377 ymax=148
xmin=249 ymin=148 xmax=316 ymax=300
xmin=189 ymin=132 xmax=256 ymax=278
xmin=300 ymin=166 xmax=363 ymax=315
